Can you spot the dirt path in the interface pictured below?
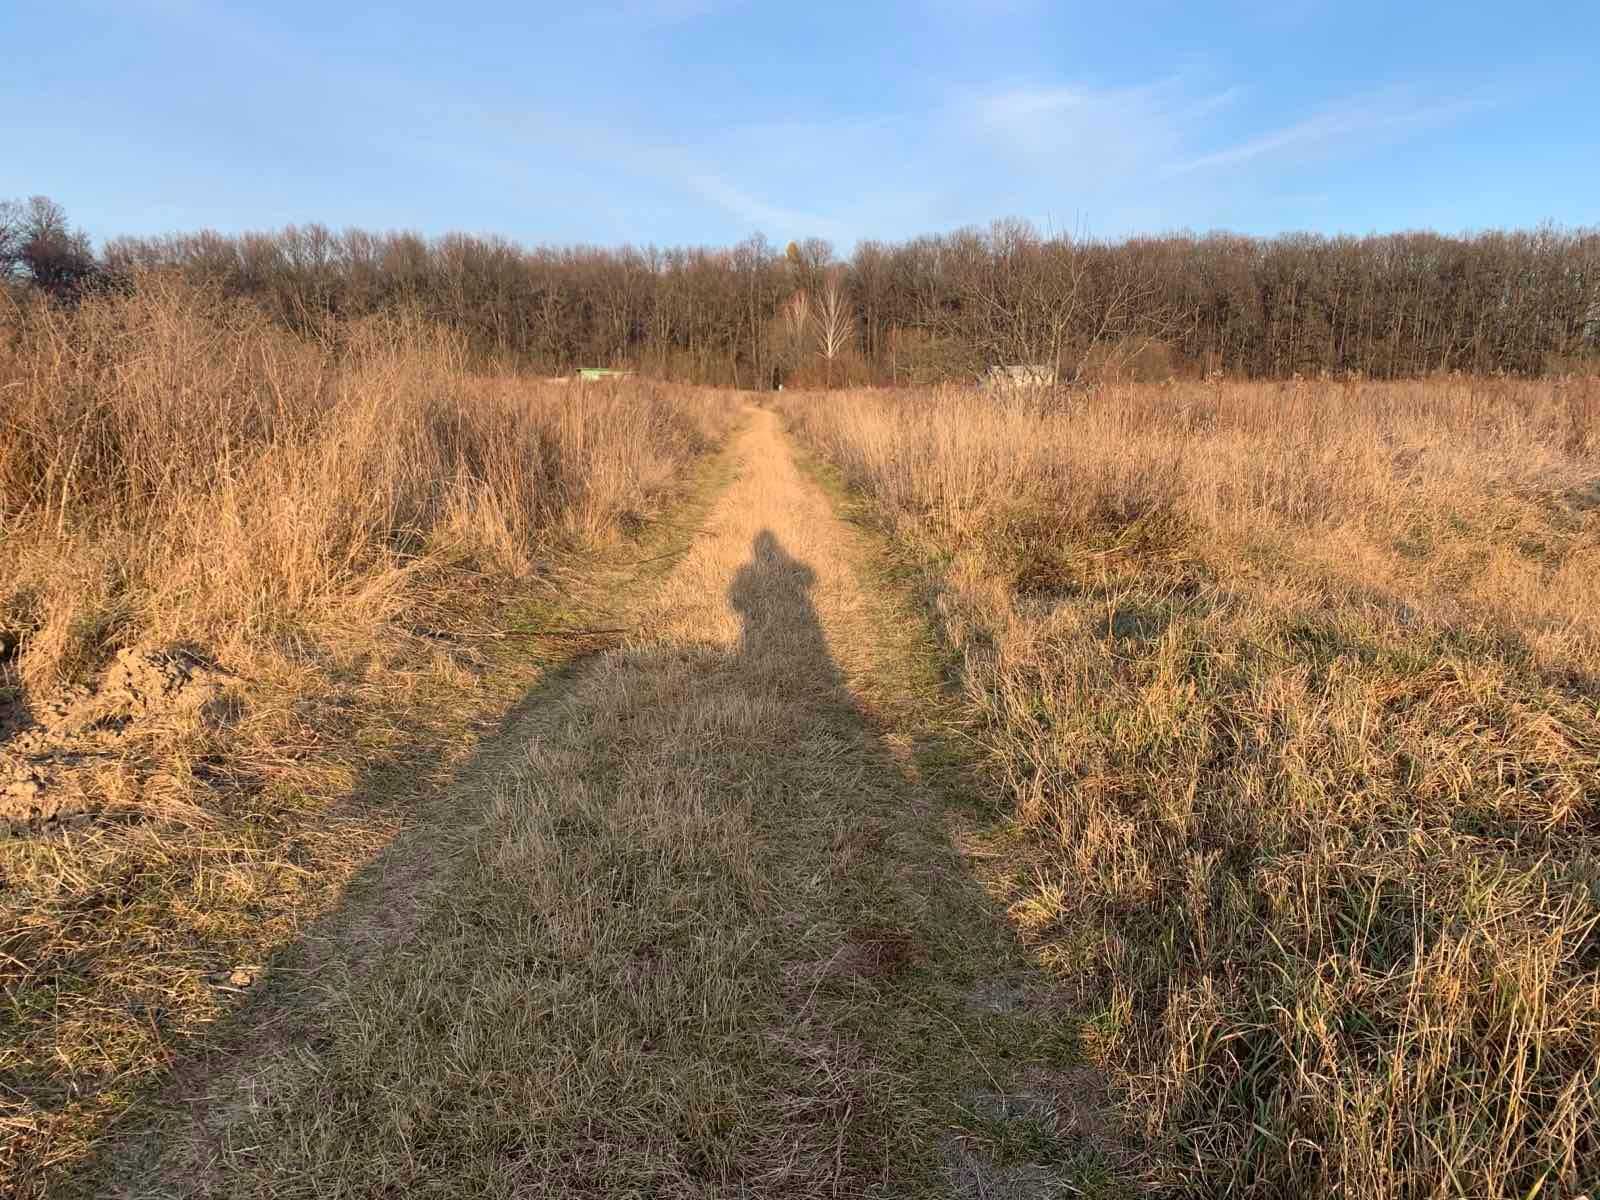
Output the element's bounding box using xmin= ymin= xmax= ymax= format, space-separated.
xmin=114 ymin=407 xmax=1116 ymax=1198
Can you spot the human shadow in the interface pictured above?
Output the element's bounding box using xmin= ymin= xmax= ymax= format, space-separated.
xmin=73 ymin=619 xmax=633 ymax=1190
xmin=726 ymin=529 xmax=848 ymax=700
xmin=718 ymin=530 xmax=1114 ymax=1186
xmin=83 ymin=528 xmax=1105 ymax=1196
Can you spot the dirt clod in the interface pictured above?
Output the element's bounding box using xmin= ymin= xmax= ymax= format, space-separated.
xmin=1 ymin=643 xmax=236 ymax=835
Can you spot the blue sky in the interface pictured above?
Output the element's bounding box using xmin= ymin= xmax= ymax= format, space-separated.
xmin=5 ymin=0 xmax=1598 ymax=250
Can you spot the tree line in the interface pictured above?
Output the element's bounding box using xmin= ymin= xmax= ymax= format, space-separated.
xmin=7 ymin=196 xmax=1599 ymax=382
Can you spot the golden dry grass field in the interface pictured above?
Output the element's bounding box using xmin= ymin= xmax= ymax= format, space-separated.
xmin=779 ymin=376 xmax=1600 ymax=1197
xmin=4 ymin=284 xmax=1599 ymax=1199
xmin=0 ymin=283 xmax=741 ymax=1193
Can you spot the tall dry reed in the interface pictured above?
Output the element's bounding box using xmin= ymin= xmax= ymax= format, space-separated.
xmin=1 ymin=279 xmax=733 ymax=686
xmin=781 ymin=377 xmax=1600 ymax=1197
xmin=0 ymin=278 xmax=738 ymax=1191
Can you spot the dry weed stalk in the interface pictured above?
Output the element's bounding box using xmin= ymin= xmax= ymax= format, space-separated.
xmin=781 ymin=376 xmax=1600 ymax=1197
xmin=0 ymin=278 xmax=739 ymax=1190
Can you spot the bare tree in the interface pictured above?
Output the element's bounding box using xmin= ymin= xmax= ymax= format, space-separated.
xmin=64 ymin=210 xmax=1600 ymax=381
xmin=851 ymin=240 xmax=892 ymax=370
xmin=784 ymin=237 xmax=832 ymax=297
xmin=767 ymin=287 xmax=812 ymax=386
xmin=0 ymin=198 xmax=24 ymax=279
xmin=4 ymin=196 xmax=97 ymax=297
xmin=811 ymin=271 xmax=854 ymax=388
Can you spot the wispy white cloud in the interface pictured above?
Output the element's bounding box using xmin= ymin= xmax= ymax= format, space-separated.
xmin=681 ymin=172 xmax=848 ymax=240
xmin=460 ymin=107 xmax=846 ymax=241
xmin=961 ymin=77 xmax=1240 ymax=192
xmin=102 ymin=0 xmax=1508 ymax=244
xmin=1166 ymin=89 xmax=1487 ymax=175
xmin=973 ymin=78 xmax=1238 ymax=154
xmin=975 ymin=84 xmax=1087 ymax=129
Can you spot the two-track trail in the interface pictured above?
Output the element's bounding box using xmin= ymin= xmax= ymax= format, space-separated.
xmin=114 ymin=407 xmax=1118 ymax=1199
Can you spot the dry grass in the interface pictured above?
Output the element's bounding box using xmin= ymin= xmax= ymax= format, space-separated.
xmin=0 ymin=279 xmax=739 ymax=1193
xmin=0 ymin=279 xmax=736 ymax=687
xmin=779 ymin=377 xmax=1600 ymax=1197
xmin=107 ymin=410 xmax=1109 ymax=1198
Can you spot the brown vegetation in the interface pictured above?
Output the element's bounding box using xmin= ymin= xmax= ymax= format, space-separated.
xmin=83 ymin=410 xmax=1100 ymax=1199
xmin=0 ymin=279 xmax=739 ymax=1191
xmin=7 ymin=239 xmax=1600 ymax=1196
xmin=78 ymin=210 xmax=1600 ymax=383
xmin=779 ymin=376 xmax=1600 ymax=1196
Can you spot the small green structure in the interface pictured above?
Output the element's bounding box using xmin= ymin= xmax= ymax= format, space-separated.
xmin=575 ymin=367 xmax=634 ymax=383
